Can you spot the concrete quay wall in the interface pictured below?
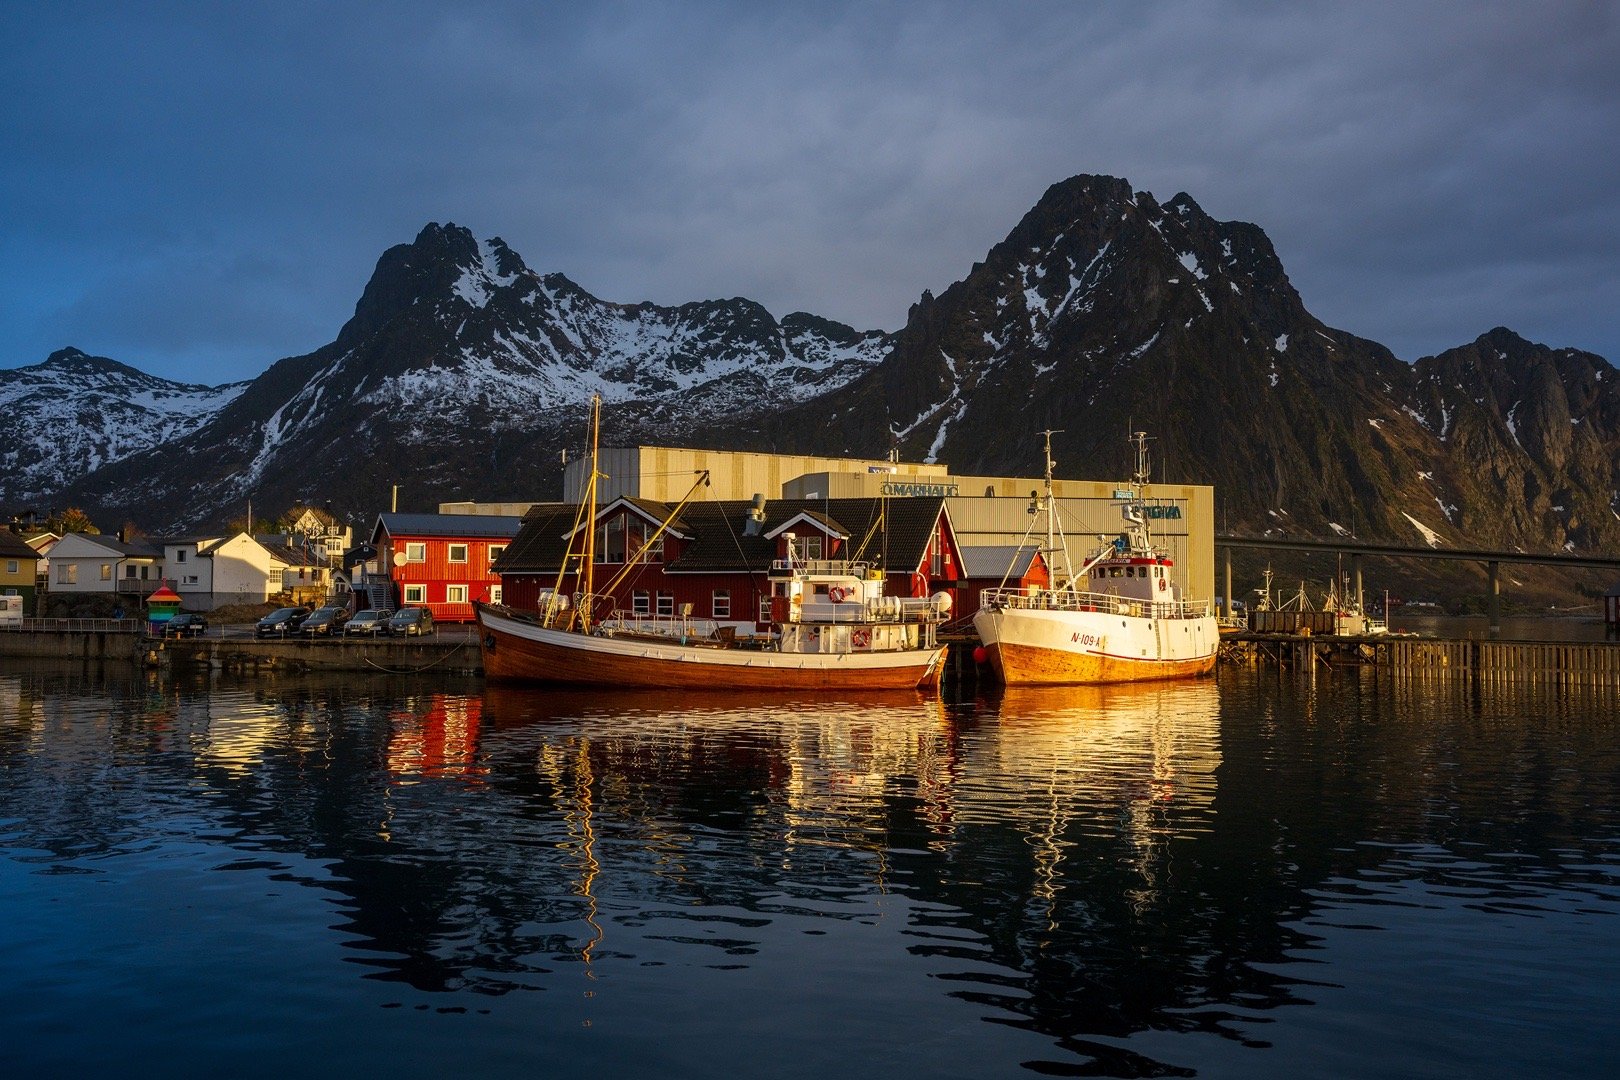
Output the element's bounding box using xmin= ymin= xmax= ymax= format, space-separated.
xmin=0 ymin=629 xmax=483 ymax=676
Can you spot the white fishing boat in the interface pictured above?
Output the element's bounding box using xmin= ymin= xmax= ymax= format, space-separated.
xmin=973 ymin=432 xmax=1218 ymax=685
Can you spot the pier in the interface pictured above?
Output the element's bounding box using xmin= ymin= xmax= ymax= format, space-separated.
xmin=1216 ymin=535 xmax=1620 ymax=639
xmin=1222 ymin=632 xmax=1620 ymax=687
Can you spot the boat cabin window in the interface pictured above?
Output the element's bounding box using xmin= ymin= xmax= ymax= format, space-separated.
xmin=813 ymin=584 xmax=828 ymax=597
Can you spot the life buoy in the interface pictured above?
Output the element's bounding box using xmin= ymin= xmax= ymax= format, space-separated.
xmin=829 ymin=586 xmax=848 ymax=603
xmin=1158 ymin=578 xmax=1167 ymax=592
xmin=852 ymin=628 xmax=871 ymax=648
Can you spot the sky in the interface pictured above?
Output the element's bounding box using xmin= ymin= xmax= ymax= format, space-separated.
xmin=3 ymin=1 xmax=1617 ymax=386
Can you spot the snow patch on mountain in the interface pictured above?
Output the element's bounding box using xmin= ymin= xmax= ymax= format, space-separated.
xmin=0 ymin=349 xmax=248 ymax=504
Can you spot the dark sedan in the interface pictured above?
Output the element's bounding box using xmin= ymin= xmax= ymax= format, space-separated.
xmin=255 ymin=607 xmax=311 ymax=638
xmin=162 ymin=613 xmax=209 ymax=638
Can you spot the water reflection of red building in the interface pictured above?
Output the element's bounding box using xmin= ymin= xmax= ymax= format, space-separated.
xmin=387 ymin=694 xmax=487 ymax=781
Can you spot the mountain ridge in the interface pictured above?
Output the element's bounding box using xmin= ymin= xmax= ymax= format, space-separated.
xmin=4 ymin=176 xmax=1615 ymax=605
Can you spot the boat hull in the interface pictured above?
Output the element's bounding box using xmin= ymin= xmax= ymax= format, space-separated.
xmin=974 ymin=605 xmax=1217 ymax=686
xmin=478 ymin=606 xmax=947 ymax=691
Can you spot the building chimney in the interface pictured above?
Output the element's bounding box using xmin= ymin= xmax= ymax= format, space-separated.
xmin=743 ymin=494 xmax=767 ymax=536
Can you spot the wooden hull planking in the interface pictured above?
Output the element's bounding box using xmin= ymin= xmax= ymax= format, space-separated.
xmin=478 ymin=608 xmax=946 ymax=691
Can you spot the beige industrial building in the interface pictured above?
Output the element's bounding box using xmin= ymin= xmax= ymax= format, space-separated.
xmin=560 ymin=446 xmax=1215 ymax=602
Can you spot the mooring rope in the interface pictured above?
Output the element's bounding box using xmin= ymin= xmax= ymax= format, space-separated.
xmin=361 ymin=639 xmax=473 ymax=674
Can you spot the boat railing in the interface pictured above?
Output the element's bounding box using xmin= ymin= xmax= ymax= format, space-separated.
xmin=769 ymin=558 xmax=874 ymax=578
xmin=600 ymin=611 xmax=729 ymax=641
xmin=980 ymin=587 xmax=1212 ymax=620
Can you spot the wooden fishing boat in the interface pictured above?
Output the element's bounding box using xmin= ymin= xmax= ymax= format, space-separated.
xmin=476 ymin=397 xmax=950 ymax=691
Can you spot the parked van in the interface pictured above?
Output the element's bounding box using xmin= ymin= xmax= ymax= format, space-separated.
xmin=0 ymin=595 xmax=24 ymax=625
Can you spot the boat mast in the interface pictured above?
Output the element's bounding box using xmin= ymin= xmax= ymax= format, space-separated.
xmin=552 ymin=395 xmax=604 ymax=631
xmin=1125 ymin=430 xmax=1155 ymax=555
xmin=1040 ymin=429 xmax=1077 ymax=590
xmin=581 ymin=395 xmax=601 ymax=630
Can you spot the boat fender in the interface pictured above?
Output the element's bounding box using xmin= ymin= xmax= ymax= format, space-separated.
xmin=829 ymin=586 xmax=847 ymax=603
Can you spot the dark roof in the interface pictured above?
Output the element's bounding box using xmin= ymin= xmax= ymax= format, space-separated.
xmin=60 ymin=533 xmax=162 ymax=558
xmin=255 ymin=540 xmax=322 ymax=567
xmin=490 ymin=503 xmax=580 ymax=574
xmin=372 ymin=513 xmax=525 ymax=543
xmin=959 ymin=545 xmax=1041 ymax=579
xmin=0 ymin=531 xmax=40 ymax=560
xmin=496 ymin=497 xmax=946 ymax=576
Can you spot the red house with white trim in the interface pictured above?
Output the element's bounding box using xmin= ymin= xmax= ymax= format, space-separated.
xmin=494 ymin=495 xmax=964 ymax=632
xmin=369 ymin=513 xmax=523 ymax=622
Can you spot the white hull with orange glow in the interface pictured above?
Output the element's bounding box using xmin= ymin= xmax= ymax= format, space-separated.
xmin=974 ymin=599 xmax=1217 ymax=685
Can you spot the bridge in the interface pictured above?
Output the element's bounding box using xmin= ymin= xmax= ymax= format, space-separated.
xmin=1214 ymin=535 xmax=1620 ymax=636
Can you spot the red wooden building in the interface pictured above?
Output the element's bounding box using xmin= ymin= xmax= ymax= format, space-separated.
xmin=369 ymin=513 xmax=523 ymax=623
xmin=495 ymin=495 xmax=965 ymax=632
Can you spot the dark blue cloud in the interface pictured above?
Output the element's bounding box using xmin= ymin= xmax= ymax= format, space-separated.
xmin=3 ymin=0 xmax=1616 ymax=384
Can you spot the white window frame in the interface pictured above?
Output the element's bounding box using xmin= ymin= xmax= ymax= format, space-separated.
xmin=447 ymin=543 xmax=468 ymax=564
xmin=488 ymin=544 xmax=506 ymax=566
xmin=403 ymin=584 xmax=426 ymax=604
xmin=446 ymin=585 xmax=469 ymax=604
xmin=632 ymin=590 xmax=650 ymax=615
xmin=712 ymin=589 xmax=730 ymax=619
xmin=182 ymin=574 xmax=199 ymax=586
xmin=103 ymin=563 xmax=114 ymax=581
xmin=656 ymin=592 xmax=675 ymax=617
xmin=58 ymin=564 xmax=77 ymax=584
xmin=758 ymin=595 xmax=772 ymax=623
xmin=489 ymin=585 xmax=502 ymax=605
xmin=405 ymin=542 xmax=426 ymax=563
xmin=5 ymin=560 xmax=16 ymax=575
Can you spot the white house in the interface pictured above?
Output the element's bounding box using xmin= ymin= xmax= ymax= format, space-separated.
xmin=286 ymin=507 xmax=352 ymax=565
xmin=165 ymin=535 xmax=225 ymax=610
xmin=47 ymin=533 xmax=164 ymax=597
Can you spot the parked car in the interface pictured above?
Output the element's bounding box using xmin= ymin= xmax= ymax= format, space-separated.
xmin=256 ymin=607 xmax=311 ymax=638
xmin=162 ymin=613 xmax=209 ymax=638
xmin=386 ymin=606 xmax=435 ymax=637
xmin=300 ymin=606 xmax=350 ymax=637
xmin=344 ymin=609 xmax=393 ymax=636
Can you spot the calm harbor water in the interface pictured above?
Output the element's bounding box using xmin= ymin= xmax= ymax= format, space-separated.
xmin=2 ymin=662 xmax=1616 ymax=1078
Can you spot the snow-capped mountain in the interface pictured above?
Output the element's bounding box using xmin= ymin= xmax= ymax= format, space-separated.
xmin=42 ymin=223 xmax=890 ymax=527
xmin=0 ymin=348 xmax=246 ymax=506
